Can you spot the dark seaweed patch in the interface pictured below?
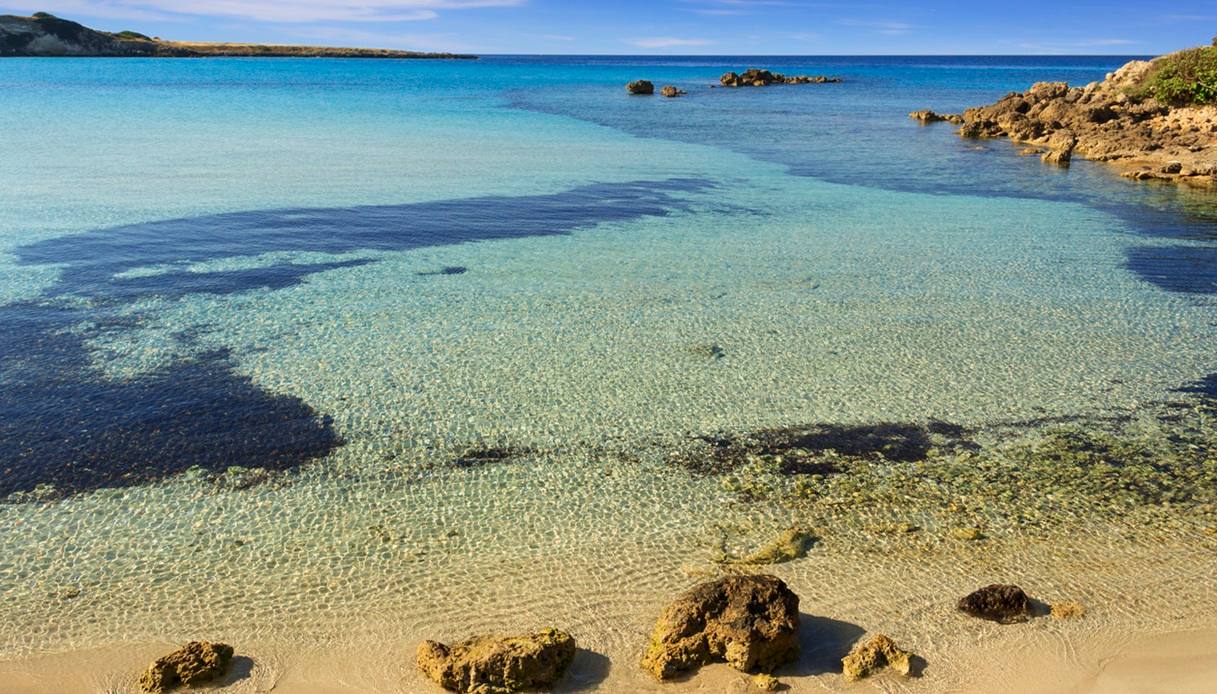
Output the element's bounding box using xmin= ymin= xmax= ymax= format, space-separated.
xmin=416 ymin=266 xmax=469 ymax=276
xmin=2 ymin=179 xmax=711 ymax=499
xmin=676 ymin=421 xmax=975 ymax=475
xmin=451 ymin=446 xmax=535 ymax=468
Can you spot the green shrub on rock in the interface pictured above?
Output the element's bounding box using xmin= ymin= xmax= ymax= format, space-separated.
xmin=1135 ymin=46 xmax=1217 ymax=105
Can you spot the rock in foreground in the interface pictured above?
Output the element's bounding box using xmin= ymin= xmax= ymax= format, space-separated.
xmin=957 ymin=584 xmax=1031 ymax=624
xmin=720 ymin=69 xmax=841 ymax=87
xmin=626 ymin=80 xmax=655 ymax=95
xmin=841 ymin=634 xmax=912 ymax=681
xmin=417 ymin=628 xmax=576 ymax=694
xmin=138 ymin=641 xmax=234 ymax=694
xmin=641 ymin=575 xmax=800 ymax=680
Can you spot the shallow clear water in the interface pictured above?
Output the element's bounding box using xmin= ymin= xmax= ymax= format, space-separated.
xmin=1 ymin=55 xmax=1216 ymax=691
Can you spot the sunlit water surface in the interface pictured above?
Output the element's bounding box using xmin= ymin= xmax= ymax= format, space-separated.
xmin=1 ymin=56 xmax=1215 ymax=692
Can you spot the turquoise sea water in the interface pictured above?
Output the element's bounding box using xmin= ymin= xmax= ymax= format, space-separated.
xmin=1 ymin=56 xmax=1216 ymax=689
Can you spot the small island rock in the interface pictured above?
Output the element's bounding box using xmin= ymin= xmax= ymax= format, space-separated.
xmin=841 ymin=634 xmax=912 ymax=681
xmin=660 ymin=85 xmax=687 ymax=98
xmin=626 ymin=80 xmax=655 ymax=95
xmin=957 ymin=584 xmax=1031 ymax=624
xmin=138 ymin=641 xmax=234 ymax=694
xmin=416 ymin=628 xmax=576 ymax=694
xmin=641 ymin=575 xmax=800 ymax=680
xmin=909 ymin=110 xmax=963 ymax=124
xmin=720 ymin=69 xmax=841 ymax=88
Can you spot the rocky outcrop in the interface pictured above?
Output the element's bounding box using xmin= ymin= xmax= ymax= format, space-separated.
xmin=416 ymin=629 xmax=576 ymax=694
xmin=626 ymin=80 xmax=655 ymax=95
xmin=720 ymin=69 xmax=841 ymax=87
xmin=957 ymin=584 xmax=1032 ymax=624
xmin=938 ymin=58 xmax=1215 ymax=185
xmin=909 ymin=110 xmax=963 ymax=125
xmin=0 ymin=13 xmax=475 ymax=58
xmin=841 ymin=634 xmax=912 ymax=681
xmin=641 ymin=575 xmax=800 ymax=680
xmin=138 ymin=641 xmax=234 ymax=694
xmin=660 ymin=85 xmax=687 ymax=98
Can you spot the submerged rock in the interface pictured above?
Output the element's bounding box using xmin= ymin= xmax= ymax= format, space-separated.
xmin=626 ymin=80 xmax=655 ymax=95
xmin=957 ymin=584 xmax=1032 ymax=624
xmin=138 ymin=641 xmax=234 ymax=694
xmin=841 ymin=634 xmax=912 ymax=682
xmin=641 ymin=575 xmax=800 ymax=680
xmin=723 ymin=527 xmax=817 ymax=565
xmin=416 ymin=628 xmax=576 ymax=693
xmin=660 ymin=85 xmax=687 ymax=98
xmin=1050 ymin=601 xmax=1086 ymax=620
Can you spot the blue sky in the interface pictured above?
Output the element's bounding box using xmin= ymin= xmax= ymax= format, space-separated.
xmin=3 ymin=1 xmax=1215 ymax=55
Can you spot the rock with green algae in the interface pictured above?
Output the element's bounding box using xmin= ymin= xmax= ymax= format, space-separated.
xmin=416 ymin=628 xmax=576 ymax=693
xmin=641 ymin=575 xmax=800 ymax=680
xmin=841 ymin=634 xmax=912 ymax=681
xmin=138 ymin=641 xmax=234 ymax=693
xmin=752 ymin=673 xmax=782 ymax=690
xmin=722 ymin=528 xmax=818 ymax=565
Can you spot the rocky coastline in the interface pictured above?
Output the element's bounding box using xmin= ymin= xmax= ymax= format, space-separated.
xmin=0 ymin=12 xmax=476 ymax=59
xmin=914 ymin=55 xmax=1216 ymax=187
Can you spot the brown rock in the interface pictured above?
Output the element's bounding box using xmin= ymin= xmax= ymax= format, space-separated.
xmin=720 ymin=69 xmax=840 ymax=88
xmin=660 ymin=85 xmax=687 ymax=98
xmin=957 ymin=584 xmax=1032 ymax=624
xmin=416 ymin=628 xmax=576 ymax=694
xmin=1042 ymin=131 xmax=1078 ymax=165
xmin=909 ymin=110 xmax=963 ymax=124
xmin=626 ymin=80 xmax=654 ymax=95
xmin=138 ymin=641 xmax=234 ymax=694
xmin=951 ymin=55 xmax=1217 ymax=186
xmin=1050 ymin=601 xmax=1086 ymax=620
xmin=641 ymin=575 xmax=800 ymax=680
xmin=841 ymin=634 xmax=912 ymax=682
xmin=752 ymin=673 xmax=782 ymax=691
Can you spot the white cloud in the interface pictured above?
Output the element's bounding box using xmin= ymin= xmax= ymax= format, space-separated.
xmin=626 ymin=37 xmax=714 ymax=49
xmin=8 ymin=0 xmax=526 ymax=23
xmin=839 ymin=19 xmax=916 ymax=36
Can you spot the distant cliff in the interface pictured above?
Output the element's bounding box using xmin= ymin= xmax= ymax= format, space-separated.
xmin=0 ymin=12 xmax=477 ymax=59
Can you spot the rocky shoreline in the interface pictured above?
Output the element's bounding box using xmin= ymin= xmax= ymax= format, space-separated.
xmin=0 ymin=12 xmax=476 ymax=59
xmin=914 ymin=57 xmax=1216 ymax=186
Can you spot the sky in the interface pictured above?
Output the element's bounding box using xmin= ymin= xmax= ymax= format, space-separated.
xmin=2 ymin=1 xmax=1215 ymax=55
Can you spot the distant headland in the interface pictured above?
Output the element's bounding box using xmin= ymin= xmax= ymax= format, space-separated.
xmin=0 ymin=12 xmax=478 ymax=59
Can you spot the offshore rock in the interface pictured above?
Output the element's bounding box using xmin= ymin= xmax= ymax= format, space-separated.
xmin=641 ymin=575 xmax=800 ymax=680
xmin=416 ymin=628 xmax=576 ymax=693
xmin=660 ymin=85 xmax=687 ymax=98
xmin=957 ymin=584 xmax=1032 ymax=624
xmin=627 ymin=80 xmax=655 ymax=95
xmin=841 ymin=634 xmax=912 ymax=681
xmin=138 ymin=641 xmax=234 ymax=693
xmin=720 ymin=69 xmax=841 ymax=87
xmin=909 ymin=110 xmax=964 ymax=124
